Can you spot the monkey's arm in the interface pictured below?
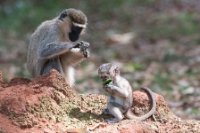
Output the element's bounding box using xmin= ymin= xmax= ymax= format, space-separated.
xmin=40 ymin=41 xmax=89 ymax=60
xmin=39 ymin=42 xmax=75 ymax=60
xmin=105 ymin=84 xmax=128 ymax=98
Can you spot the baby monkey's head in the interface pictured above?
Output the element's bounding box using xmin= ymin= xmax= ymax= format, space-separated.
xmin=98 ymin=63 xmax=120 ymax=82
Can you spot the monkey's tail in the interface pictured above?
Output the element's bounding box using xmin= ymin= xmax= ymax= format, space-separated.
xmin=126 ymin=87 xmax=156 ymax=121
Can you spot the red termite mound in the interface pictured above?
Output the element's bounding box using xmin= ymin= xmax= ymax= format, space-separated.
xmin=0 ymin=70 xmax=199 ymax=133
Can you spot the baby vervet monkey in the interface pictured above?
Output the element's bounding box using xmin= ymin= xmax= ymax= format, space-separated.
xmin=27 ymin=8 xmax=89 ymax=87
xmin=98 ymin=63 xmax=156 ymax=123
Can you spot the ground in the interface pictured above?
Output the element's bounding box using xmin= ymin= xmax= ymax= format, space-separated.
xmin=0 ymin=70 xmax=200 ymax=133
xmin=1 ymin=0 xmax=200 ymax=120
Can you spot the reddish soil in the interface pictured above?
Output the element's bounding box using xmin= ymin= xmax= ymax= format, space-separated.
xmin=0 ymin=69 xmax=200 ymax=133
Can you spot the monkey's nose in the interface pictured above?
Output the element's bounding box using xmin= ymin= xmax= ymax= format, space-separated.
xmin=101 ymin=76 xmax=108 ymax=81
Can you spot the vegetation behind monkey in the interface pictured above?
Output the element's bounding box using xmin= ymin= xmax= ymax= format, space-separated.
xmin=27 ymin=8 xmax=90 ymax=87
xmin=98 ymin=63 xmax=156 ymax=123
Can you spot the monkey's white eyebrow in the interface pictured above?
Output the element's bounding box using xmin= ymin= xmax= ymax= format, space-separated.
xmin=72 ymin=22 xmax=86 ymax=28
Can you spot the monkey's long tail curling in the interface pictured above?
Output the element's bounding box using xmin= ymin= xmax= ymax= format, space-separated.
xmin=126 ymin=87 xmax=156 ymax=121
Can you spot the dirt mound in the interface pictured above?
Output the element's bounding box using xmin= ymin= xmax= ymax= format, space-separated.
xmin=0 ymin=70 xmax=200 ymax=133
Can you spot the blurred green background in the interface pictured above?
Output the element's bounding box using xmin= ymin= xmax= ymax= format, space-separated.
xmin=0 ymin=0 xmax=200 ymax=120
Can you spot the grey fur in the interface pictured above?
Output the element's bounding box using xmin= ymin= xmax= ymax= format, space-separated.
xmin=98 ymin=63 xmax=156 ymax=123
xmin=27 ymin=9 xmax=89 ymax=87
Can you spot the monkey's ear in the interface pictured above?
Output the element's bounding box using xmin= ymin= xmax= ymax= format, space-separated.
xmin=59 ymin=10 xmax=68 ymax=20
xmin=114 ymin=67 xmax=120 ymax=75
xmin=97 ymin=68 xmax=101 ymax=75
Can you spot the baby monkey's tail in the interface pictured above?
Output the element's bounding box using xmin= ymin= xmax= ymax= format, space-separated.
xmin=126 ymin=87 xmax=156 ymax=121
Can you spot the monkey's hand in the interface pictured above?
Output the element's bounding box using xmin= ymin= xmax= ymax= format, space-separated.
xmin=104 ymin=84 xmax=115 ymax=93
xmin=74 ymin=41 xmax=90 ymax=58
xmin=104 ymin=84 xmax=128 ymax=98
xmin=104 ymin=84 xmax=115 ymax=89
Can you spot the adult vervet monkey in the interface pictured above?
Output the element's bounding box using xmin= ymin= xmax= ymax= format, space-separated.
xmin=27 ymin=8 xmax=89 ymax=87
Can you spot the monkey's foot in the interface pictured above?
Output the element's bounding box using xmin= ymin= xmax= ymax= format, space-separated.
xmin=105 ymin=118 xmax=121 ymax=124
xmin=102 ymin=108 xmax=111 ymax=115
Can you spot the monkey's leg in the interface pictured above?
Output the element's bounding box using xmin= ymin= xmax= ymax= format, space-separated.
xmin=106 ymin=105 xmax=124 ymax=123
xmin=61 ymin=51 xmax=88 ymax=88
xmin=65 ymin=66 xmax=75 ymax=87
xmin=61 ymin=41 xmax=90 ymax=67
xmin=40 ymin=58 xmax=63 ymax=75
xmin=40 ymin=42 xmax=75 ymax=59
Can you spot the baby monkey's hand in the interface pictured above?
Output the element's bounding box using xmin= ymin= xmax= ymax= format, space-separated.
xmin=104 ymin=84 xmax=116 ymax=94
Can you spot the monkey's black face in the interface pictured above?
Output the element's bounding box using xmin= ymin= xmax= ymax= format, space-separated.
xmin=69 ymin=25 xmax=83 ymax=42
